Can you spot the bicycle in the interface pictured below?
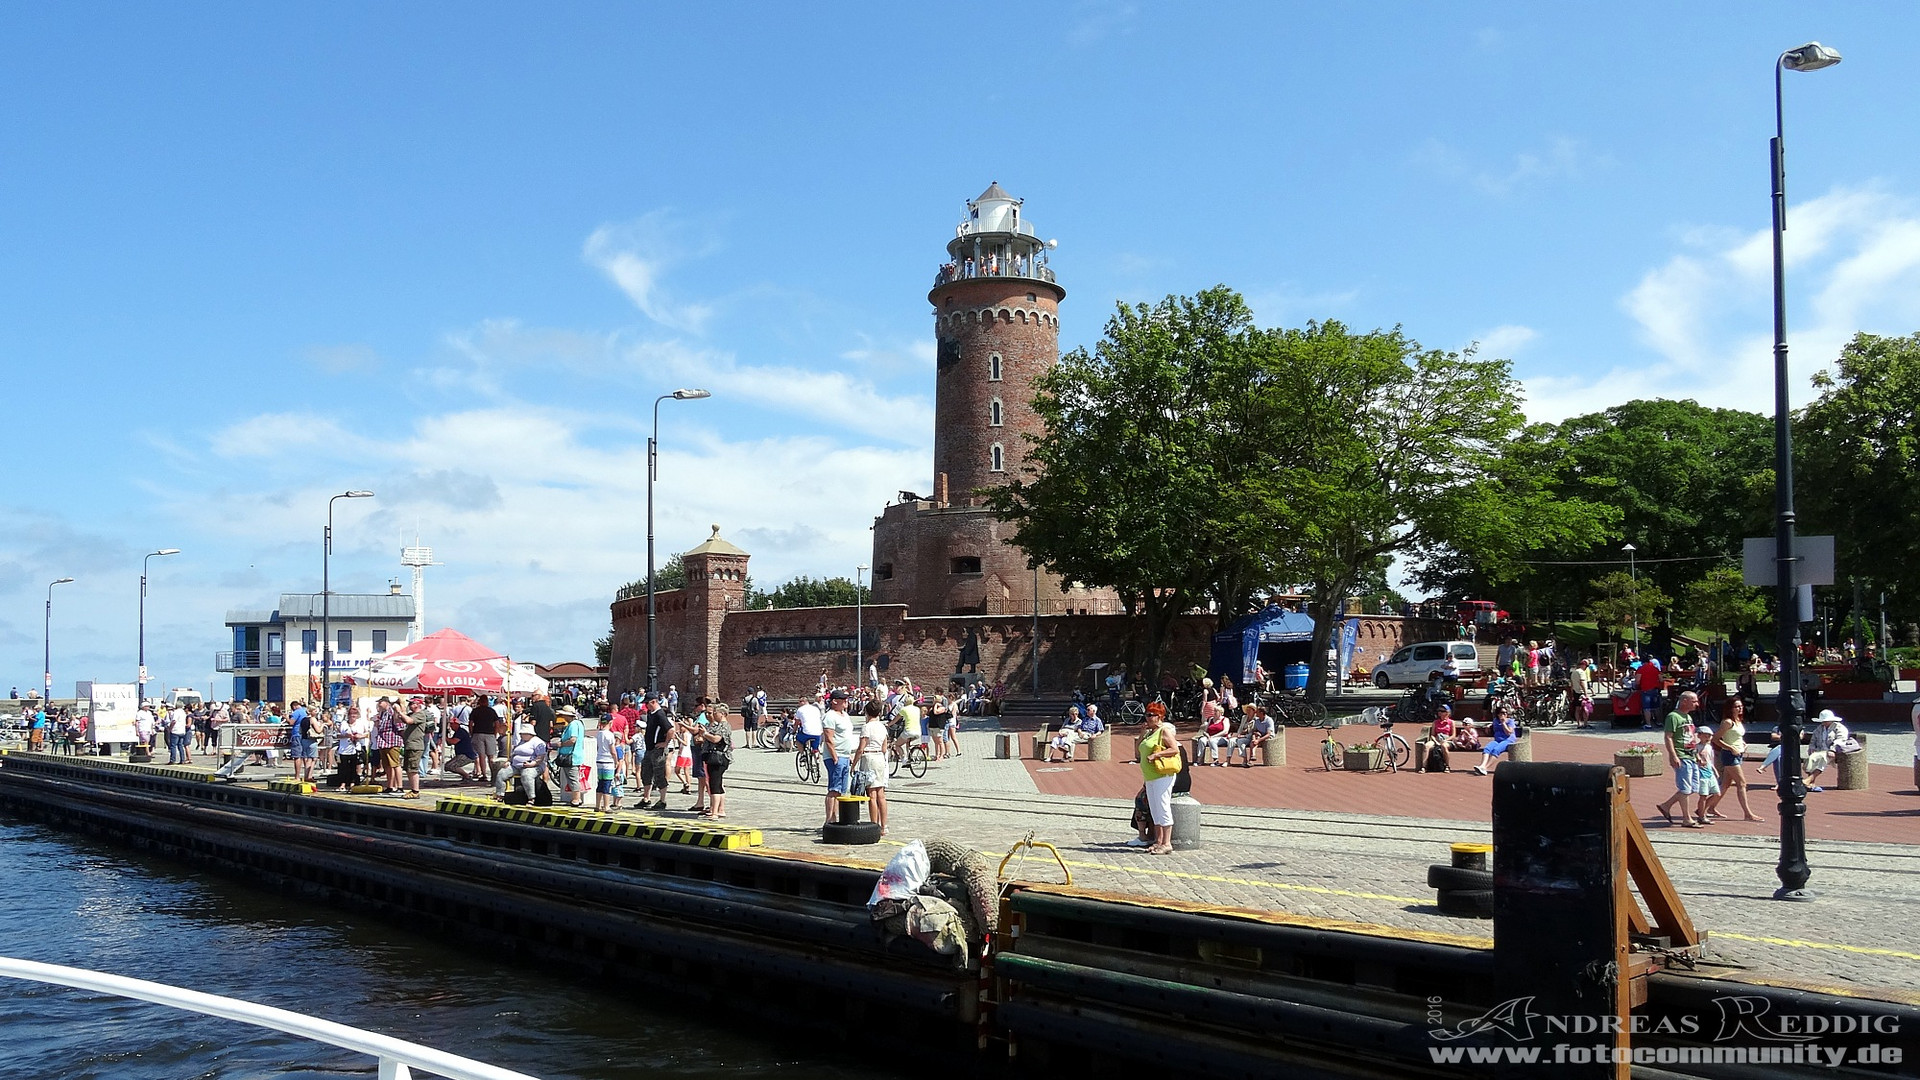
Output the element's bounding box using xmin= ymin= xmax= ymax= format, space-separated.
xmin=1261 ymin=693 xmax=1329 ymax=729
xmin=793 ymin=741 xmax=822 ymax=784
xmin=887 ymin=741 xmax=928 ymax=779
xmin=1320 ymin=714 xmax=1411 ymax=772
xmin=1116 ymin=698 xmax=1148 ymax=726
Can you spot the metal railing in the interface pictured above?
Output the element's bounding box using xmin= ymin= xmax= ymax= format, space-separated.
xmin=933 ymin=261 xmax=1056 ymax=288
xmin=215 ymin=650 xmax=285 ymax=671
xmin=0 ymin=956 xmax=541 ymax=1080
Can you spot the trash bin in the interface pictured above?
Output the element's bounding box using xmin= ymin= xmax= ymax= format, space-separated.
xmin=1282 ymin=663 xmax=1309 ymax=692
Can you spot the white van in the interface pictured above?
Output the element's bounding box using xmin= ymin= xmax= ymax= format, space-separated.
xmin=1371 ymin=641 xmax=1481 ymax=689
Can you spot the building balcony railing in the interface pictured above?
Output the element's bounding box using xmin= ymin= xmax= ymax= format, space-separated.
xmin=933 ymin=261 xmax=1057 ymax=288
xmin=216 ymin=650 xmax=285 ymax=672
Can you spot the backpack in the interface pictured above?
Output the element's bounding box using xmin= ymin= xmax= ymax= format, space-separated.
xmin=1424 ymin=742 xmax=1451 ymax=773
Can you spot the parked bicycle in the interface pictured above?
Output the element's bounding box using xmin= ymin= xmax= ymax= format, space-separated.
xmin=1320 ymin=704 xmax=1413 ymax=772
xmin=1256 ymin=691 xmax=1329 ymax=728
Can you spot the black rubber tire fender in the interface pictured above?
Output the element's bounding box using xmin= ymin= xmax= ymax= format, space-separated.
xmin=822 ymin=821 xmax=883 ymax=845
xmin=1427 ymin=864 xmax=1495 ymax=891
xmin=1435 ymin=887 xmax=1495 ymax=919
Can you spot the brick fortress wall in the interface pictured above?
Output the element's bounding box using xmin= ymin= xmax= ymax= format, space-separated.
xmin=608 ymin=595 xmax=1454 ymax=702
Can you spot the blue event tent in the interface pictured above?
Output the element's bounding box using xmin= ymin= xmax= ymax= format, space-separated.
xmin=1208 ymin=605 xmax=1360 ymax=686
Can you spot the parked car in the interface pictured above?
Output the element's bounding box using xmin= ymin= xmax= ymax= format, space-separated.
xmin=1372 ymin=641 xmax=1482 ymax=689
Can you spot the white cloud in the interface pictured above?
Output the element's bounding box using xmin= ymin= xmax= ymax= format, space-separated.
xmin=1473 ymin=324 xmax=1538 ymax=358
xmin=583 ymin=211 xmax=719 ymax=333
xmin=1066 ymin=0 xmax=1139 ymax=47
xmin=1417 ymin=136 xmax=1598 ymax=197
xmin=1519 ymin=184 xmax=1920 ymax=423
xmin=305 ymin=343 xmax=380 ymax=373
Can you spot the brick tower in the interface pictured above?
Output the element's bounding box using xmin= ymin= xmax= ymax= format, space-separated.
xmin=679 ymin=525 xmax=749 ymax=702
xmin=871 ymin=184 xmax=1119 ymax=617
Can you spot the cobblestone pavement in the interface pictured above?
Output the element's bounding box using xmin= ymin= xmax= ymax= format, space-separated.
xmin=713 ymin=724 xmax=1920 ymax=996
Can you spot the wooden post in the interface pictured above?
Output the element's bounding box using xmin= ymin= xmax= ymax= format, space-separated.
xmin=1490 ymin=762 xmax=1630 ymax=1078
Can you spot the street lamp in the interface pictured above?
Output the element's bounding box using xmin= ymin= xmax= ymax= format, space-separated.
xmin=1769 ymin=40 xmax=1840 ymax=902
xmin=1621 ymin=543 xmax=1638 ymax=654
xmin=646 ymin=389 xmax=711 ymax=700
xmin=44 ymin=577 xmax=74 ymax=704
xmin=139 ymin=549 xmax=180 ymax=706
xmin=324 ymin=491 xmax=375 ymax=709
xmin=856 ymin=565 xmax=868 ymax=690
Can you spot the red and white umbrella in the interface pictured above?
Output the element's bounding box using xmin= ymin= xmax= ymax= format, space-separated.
xmin=351 ymin=628 xmax=544 ymax=694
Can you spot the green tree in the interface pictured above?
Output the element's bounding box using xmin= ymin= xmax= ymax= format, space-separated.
xmin=1797 ymin=332 xmax=1920 ymax=631
xmin=615 ymin=553 xmax=687 ymax=600
xmin=746 ymin=575 xmax=870 ymax=610
xmin=593 ymin=635 xmax=612 ymax=668
xmin=1587 ymin=570 xmax=1671 ymax=642
xmin=1271 ymin=323 xmax=1612 ymax=699
xmin=1678 ymin=566 xmax=1769 ymax=643
xmin=987 ymin=287 xmax=1283 ymax=687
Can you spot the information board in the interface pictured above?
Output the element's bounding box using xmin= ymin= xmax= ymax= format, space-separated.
xmin=88 ymin=683 xmax=138 ymax=745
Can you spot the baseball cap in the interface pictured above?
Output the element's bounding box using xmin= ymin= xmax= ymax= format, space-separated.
xmin=829 ymin=689 xmax=850 ymax=701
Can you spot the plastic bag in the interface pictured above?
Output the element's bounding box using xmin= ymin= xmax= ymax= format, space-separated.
xmin=868 ymin=839 xmax=929 ymax=906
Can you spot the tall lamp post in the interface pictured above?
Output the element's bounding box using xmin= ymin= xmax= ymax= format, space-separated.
xmin=324 ymin=491 xmax=375 ymax=708
xmin=44 ymin=577 xmax=74 ymax=703
xmin=646 ymin=389 xmax=711 ymax=700
xmin=1769 ymin=40 xmax=1841 ymax=902
xmin=139 ymin=549 xmax=181 ymax=706
xmin=855 ymin=565 xmax=868 ymax=690
xmin=1621 ymin=543 xmax=1638 ymax=654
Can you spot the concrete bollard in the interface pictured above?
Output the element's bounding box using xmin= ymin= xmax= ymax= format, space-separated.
xmin=1509 ymin=731 xmax=1534 ymax=763
xmin=1257 ymin=736 xmax=1283 ymax=767
xmin=1088 ymin=730 xmax=1112 ymax=762
xmin=1836 ymin=733 xmax=1870 ymax=790
xmin=994 ymin=732 xmax=1014 ymax=759
xmin=1171 ymin=794 xmax=1202 ymax=850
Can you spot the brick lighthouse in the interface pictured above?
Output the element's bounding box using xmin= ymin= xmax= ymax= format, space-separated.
xmin=870 ymin=183 xmax=1120 ymax=617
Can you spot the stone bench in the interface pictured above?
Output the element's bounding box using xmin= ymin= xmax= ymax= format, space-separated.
xmin=1031 ymin=728 xmax=1113 ymax=762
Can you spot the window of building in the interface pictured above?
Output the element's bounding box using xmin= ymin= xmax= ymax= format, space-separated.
xmin=372 ymin=630 xmax=387 ymax=653
xmin=989 ymin=398 xmax=1003 ymax=426
xmin=951 ymin=556 xmax=982 ymax=575
xmin=874 ymin=563 xmax=893 ymax=580
xmin=337 ymin=629 xmax=353 ymax=654
xmin=1027 ymin=292 xmax=1037 ymax=302
xmin=990 ymin=443 xmax=1004 ymax=472
xmin=301 ymin=630 xmax=316 ymax=654
xmin=988 ymin=353 xmax=1002 ymax=381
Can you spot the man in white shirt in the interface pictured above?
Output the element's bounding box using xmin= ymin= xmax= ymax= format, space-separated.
xmin=132 ymin=706 xmax=155 ymax=757
xmin=793 ymin=692 xmax=825 ymax=758
xmin=821 ymin=689 xmax=856 ymax=827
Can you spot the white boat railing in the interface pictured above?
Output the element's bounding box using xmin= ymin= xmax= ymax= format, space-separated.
xmin=0 ymin=955 xmax=542 ymax=1080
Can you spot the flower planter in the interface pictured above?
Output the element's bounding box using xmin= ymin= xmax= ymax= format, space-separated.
xmin=1614 ymin=752 xmax=1663 ymax=778
xmin=1818 ymin=681 xmax=1889 ymax=700
xmin=1343 ymin=746 xmax=1383 ymax=772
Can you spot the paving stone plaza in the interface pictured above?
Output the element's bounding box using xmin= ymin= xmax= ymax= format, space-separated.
xmin=711 ymin=716 xmax=1920 ymax=997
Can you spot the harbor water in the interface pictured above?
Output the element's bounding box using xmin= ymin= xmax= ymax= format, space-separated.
xmin=0 ymin=817 xmax=888 ymax=1080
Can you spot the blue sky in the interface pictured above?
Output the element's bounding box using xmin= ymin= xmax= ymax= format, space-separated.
xmin=5 ymin=3 xmax=1919 ymax=697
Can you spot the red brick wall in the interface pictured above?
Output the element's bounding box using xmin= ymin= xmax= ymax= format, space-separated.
xmin=869 ymin=501 xmax=1121 ymax=617
xmin=611 ymin=595 xmax=1456 ymax=703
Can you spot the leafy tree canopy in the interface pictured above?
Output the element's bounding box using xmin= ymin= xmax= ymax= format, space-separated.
xmin=1797 ymin=331 xmax=1920 ymax=625
xmin=746 ymin=575 xmax=870 ymax=610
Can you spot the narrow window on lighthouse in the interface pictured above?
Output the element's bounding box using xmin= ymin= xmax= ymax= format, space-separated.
xmin=990 ymin=443 xmax=1004 ymax=473
xmin=988 ymin=353 xmax=1002 ymax=381
xmin=989 ymin=398 xmax=1003 ymax=427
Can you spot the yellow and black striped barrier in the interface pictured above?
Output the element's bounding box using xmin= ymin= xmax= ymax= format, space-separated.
xmin=0 ymin=750 xmax=215 ymax=784
xmin=434 ymin=795 xmax=761 ymax=850
xmin=267 ymin=779 xmax=317 ymax=795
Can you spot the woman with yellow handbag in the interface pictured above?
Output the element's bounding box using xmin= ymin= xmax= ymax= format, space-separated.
xmin=1137 ymin=715 xmax=1182 ymax=855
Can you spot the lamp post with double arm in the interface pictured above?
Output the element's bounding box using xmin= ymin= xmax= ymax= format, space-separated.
xmin=324 ymin=492 xmax=374 ymax=709
xmin=139 ymin=549 xmax=180 ymax=707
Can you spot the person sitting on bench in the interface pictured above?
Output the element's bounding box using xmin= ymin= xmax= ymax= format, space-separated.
xmin=1226 ymin=704 xmax=1273 ymax=766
